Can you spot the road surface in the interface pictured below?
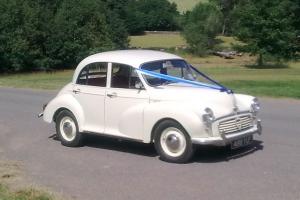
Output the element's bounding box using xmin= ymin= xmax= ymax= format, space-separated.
xmin=0 ymin=87 xmax=300 ymax=200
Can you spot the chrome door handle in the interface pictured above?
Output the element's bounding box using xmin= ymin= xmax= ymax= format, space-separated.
xmin=107 ymin=92 xmax=117 ymax=98
xmin=73 ymin=89 xmax=81 ymax=94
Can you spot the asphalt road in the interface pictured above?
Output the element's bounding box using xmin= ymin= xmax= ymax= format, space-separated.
xmin=0 ymin=87 xmax=300 ymax=200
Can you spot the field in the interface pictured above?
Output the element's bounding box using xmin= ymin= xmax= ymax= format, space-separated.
xmin=1 ymin=33 xmax=299 ymax=99
xmin=169 ymin=0 xmax=206 ymax=12
xmin=130 ymin=32 xmax=185 ymax=48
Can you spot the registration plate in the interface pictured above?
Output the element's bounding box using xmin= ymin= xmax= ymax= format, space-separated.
xmin=231 ymin=135 xmax=253 ymax=149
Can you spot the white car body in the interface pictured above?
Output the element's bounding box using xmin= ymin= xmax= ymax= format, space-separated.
xmin=42 ymin=50 xmax=262 ymax=149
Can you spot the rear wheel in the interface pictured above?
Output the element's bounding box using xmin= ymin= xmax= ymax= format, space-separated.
xmin=56 ymin=110 xmax=82 ymax=147
xmin=154 ymin=120 xmax=194 ymax=163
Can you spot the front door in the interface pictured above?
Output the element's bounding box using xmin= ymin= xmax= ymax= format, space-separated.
xmin=73 ymin=62 xmax=108 ymax=133
xmin=105 ymin=63 xmax=149 ymax=140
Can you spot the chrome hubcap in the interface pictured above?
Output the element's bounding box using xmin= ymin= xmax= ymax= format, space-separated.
xmin=166 ymin=134 xmax=180 ymax=151
xmin=63 ymin=122 xmax=73 ymax=136
xmin=60 ymin=116 xmax=76 ymax=142
xmin=160 ymin=127 xmax=186 ymax=157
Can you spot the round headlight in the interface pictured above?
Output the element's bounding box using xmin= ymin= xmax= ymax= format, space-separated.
xmin=251 ymin=98 xmax=260 ymax=113
xmin=202 ymin=107 xmax=215 ymax=123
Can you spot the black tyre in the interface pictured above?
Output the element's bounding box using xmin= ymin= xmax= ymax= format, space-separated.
xmin=55 ymin=110 xmax=83 ymax=147
xmin=154 ymin=120 xmax=194 ymax=163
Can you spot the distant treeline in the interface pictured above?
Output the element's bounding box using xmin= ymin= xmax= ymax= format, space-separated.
xmin=0 ymin=0 xmax=179 ymax=72
xmin=0 ymin=0 xmax=299 ymax=72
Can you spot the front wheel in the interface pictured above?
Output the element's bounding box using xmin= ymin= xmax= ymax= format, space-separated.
xmin=154 ymin=120 xmax=194 ymax=163
xmin=56 ymin=110 xmax=83 ymax=147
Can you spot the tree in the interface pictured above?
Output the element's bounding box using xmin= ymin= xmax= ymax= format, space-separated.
xmin=101 ymin=0 xmax=180 ymax=35
xmin=233 ymin=0 xmax=299 ymax=65
xmin=136 ymin=0 xmax=179 ymax=31
xmin=0 ymin=0 xmax=59 ymax=72
xmin=182 ymin=2 xmax=222 ymax=55
xmin=210 ymin=0 xmax=237 ymax=35
xmin=120 ymin=0 xmax=180 ymax=35
xmin=0 ymin=0 xmax=129 ymax=72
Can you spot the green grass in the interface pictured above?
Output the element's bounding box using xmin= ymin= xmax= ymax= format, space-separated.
xmin=130 ymin=33 xmax=186 ymax=48
xmin=0 ymin=184 xmax=53 ymax=200
xmin=169 ymin=0 xmax=206 ymax=12
xmin=199 ymin=64 xmax=300 ymax=98
xmin=0 ymin=70 xmax=73 ymax=90
xmin=216 ymin=35 xmax=245 ymax=49
xmin=1 ymin=61 xmax=299 ymax=99
xmin=129 ymin=33 xmax=240 ymax=50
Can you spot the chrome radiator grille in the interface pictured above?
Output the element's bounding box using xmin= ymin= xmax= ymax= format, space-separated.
xmin=218 ymin=115 xmax=253 ymax=135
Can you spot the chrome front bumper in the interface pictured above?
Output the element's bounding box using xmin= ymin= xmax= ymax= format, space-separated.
xmin=192 ymin=120 xmax=262 ymax=146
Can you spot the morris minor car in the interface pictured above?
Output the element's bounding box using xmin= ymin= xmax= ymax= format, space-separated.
xmin=40 ymin=50 xmax=262 ymax=163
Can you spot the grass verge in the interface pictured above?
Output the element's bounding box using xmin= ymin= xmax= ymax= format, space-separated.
xmin=0 ymin=70 xmax=73 ymax=90
xmin=200 ymin=64 xmax=300 ymax=99
xmin=1 ymin=62 xmax=299 ymax=99
xmin=0 ymin=184 xmax=53 ymax=200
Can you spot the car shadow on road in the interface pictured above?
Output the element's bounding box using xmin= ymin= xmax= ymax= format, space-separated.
xmin=49 ymin=134 xmax=264 ymax=162
xmin=49 ymin=133 xmax=157 ymax=157
xmin=192 ymin=140 xmax=264 ymax=163
xmin=84 ymin=134 xmax=158 ymax=157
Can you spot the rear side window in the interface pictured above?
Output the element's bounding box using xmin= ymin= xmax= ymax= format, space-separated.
xmin=77 ymin=62 xmax=107 ymax=87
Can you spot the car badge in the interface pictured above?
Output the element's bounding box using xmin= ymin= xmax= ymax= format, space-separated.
xmin=233 ymin=106 xmax=239 ymax=115
xmin=235 ymin=117 xmax=242 ymax=130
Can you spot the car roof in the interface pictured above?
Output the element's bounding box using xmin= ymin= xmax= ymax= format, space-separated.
xmin=72 ymin=50 xmax=183 ymax=83
xmin=80 ymin=50 xmax=183 ymax=68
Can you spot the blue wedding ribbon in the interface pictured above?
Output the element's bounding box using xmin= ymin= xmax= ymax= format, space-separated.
xmin=137 ymin=68 xmax=232 ymax=93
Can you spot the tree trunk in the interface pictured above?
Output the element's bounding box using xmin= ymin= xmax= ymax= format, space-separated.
xmin=257 ymin=54 xmax=263 ymax=66
xmin=222 ymin=19 xmax=226 ymax=35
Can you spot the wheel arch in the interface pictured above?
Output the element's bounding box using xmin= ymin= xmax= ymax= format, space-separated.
xmin=43 ymin=93 xmax=85 ymax=132
xmin=143 ymin=101 xmax=204 ymax=143
xmin=53 ymin=107 xmax=73 ymax=122
xmin=150 ymin=118 xmax=189 ymax=143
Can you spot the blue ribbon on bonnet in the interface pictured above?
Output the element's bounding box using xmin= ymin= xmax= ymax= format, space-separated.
xmin=137 ymin=68 xmax=232 ymax=93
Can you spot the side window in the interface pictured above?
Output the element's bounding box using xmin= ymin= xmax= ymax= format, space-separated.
xmin=111 ymin=63 xmax=143 ymax=89
xmin=76 ymin=62 xmax=107 ymax=87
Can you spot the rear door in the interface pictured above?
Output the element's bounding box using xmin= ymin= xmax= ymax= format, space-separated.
xmin=73 ymin=62 xmax=108 ymax=133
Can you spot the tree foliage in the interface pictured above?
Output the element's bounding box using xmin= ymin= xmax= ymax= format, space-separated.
xmin=0 ymin=0 xmax=181 ymax=72
xmin=0 ymin=0 xmax=58 ymax=72
xmin=0 ymin=0 xmax=129 ymax=72
xmin=123 ymin=0 xmax=180 ymax=35
xmin=48 ymin=0 xmax=128 ymax=69
xmin=233 ymin=0 xmax=299 ymax=65
xmin=182 ymin=2 xmax=222 ymax=55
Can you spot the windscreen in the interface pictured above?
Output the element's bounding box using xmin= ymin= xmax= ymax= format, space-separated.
xmin=140 ymin=59 xmax=223 ymax=90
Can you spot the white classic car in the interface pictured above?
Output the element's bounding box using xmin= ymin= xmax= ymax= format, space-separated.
xmin=40 ymin=50 xmax=262 ymax=163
